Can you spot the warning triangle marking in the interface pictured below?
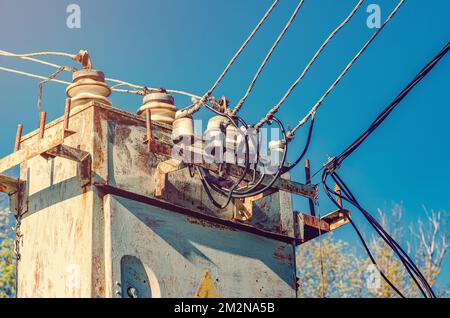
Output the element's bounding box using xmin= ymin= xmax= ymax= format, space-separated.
xmin=195 ymin=270 xmax=219 ymax=298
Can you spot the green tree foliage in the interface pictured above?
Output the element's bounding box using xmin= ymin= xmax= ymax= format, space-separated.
xmin=0 ymin=196 xmax=16 ymax=298
xmin=297 ymin=204 xmax=449 ymax=298
xmin=296 ymin=235 xmax=366 ymax=297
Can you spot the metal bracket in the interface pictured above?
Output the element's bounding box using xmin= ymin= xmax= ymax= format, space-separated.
xmin=0 ymin=174 xmax=23 ymax=195
xmin=0 ymin=131 xmax=76 ymax=174
xmin=45 ymin=144 xmax=92 ymax=187
xmin=0 ymin=174 xmax=26 ymax=216
xmin=322 ymin=208 xmax=350 ymax=231
xmin=154 ymin=158 xmax=185 ymax=199
xmin=233 ymin=192 xmax=266 ymax=222
xmin=294 ymin=208 xmax=350 ymax=244
xmin=138 ymin=137 xmax=317 ymax=200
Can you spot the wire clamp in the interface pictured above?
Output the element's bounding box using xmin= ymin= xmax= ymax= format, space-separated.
xmin=323 ymin=156 xmax=340 ymax=174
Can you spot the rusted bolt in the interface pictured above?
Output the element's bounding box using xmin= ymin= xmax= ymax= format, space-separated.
xmin=39 ymin=111 xmax=47 ymax=139
xmin=14 ymin=124 xmax=23 ymax=152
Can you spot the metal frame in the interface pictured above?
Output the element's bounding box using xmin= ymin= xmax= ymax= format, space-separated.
xmin=45 ymin=144 xmax=92 ymax=187
xmin=153 ymin=156 xmax=317 ymax=200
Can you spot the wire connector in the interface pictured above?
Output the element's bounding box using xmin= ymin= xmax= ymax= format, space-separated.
xmin=74 ymin=50 xmax=92 ymax=69
xmin=323 ymin=156 xmax=340 ymax=174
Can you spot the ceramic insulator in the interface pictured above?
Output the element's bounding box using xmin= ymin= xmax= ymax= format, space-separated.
xmin=66 ymin=69 xmax=112 ymax=109
xmin=137 ymin=92 xmax=177 ymax=126
xmin=172 ymin=111 xmax=194 ymax=142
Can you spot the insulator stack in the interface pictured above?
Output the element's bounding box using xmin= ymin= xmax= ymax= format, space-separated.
xmin=225 ymin=125 xmax=239 ymax=148
xmin=172 ymin=110 xmax=194 ymax=143
xmin=204 ymin=116 xmax=228 ymax=156
xmin=225 ymin=125 xmax=239 ymax=163
xmin=66 ymin=69 xmax=112 ymax=109
xmin=269 ymin=140 xmax=284 ymax=153
xmin=137 ymin=91 xmax=177 ymax=126
xmin=269 ymin=139 xmax=284 ymax=167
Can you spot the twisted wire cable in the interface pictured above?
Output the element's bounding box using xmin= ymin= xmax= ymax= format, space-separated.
xmin=231 ymin=0 xmax=306 ymax=116
xmin=254 ymin=0 xmax=365 ymax=129
xmin=286 ymin=0 xmax=405 ymax=139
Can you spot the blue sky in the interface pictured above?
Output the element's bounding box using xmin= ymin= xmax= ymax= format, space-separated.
xmin=0 ymin=0 xmax=449 ymax=290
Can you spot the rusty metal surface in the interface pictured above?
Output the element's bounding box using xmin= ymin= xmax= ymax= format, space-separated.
xmin=0 ymin=174 xmax=23 ymax=195
xmin=96 ymin=183 xmax=300 ymax=245
xmin=14 ymin=124 xmax=23 ymax=152
xmin=45 ymin=144 xmax=92 ymax=187
xmin=95 ymin=103 xmax=296 ymax=235
xmin=104 ymin=194 xmax=296 ymax=298
xmin=149 ymin=139 xmax=317 ymax=199
xmin=11 ymin=102 xmax=343 ymax=298
xmin=294 ymin=209 xmax=350 ymax=244
xmin=0 ymin=129 xmax=73 ymax=173
xmin=17 ymin=104 xmax=104 ymax=297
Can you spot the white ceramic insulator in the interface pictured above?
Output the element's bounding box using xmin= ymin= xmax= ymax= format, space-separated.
xmin=236 ymin=126 xmax=247 ymax=145
xmin=204 ymin=116 xmax=228 ymax=156
xmin=172 ymin=111 xmax=194 ymax=142
xmin=224 ymin=125 xmax=239 ymax=163
xmin=137 ymin=92 xmax=177 ymax=125
xmin=206 ymin=115 xmax=228 ymax=131
xmin=225 ymin=125 xmax=239 ymax=147
xmin=66 ymin=69 xmax=112 ymax=109
xmin=269 ymin=140 xmax=285 ymax=152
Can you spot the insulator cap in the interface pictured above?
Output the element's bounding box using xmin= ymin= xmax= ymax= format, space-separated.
xmin=172 ymin=111 xmax=194 ymax=142
xmin=66 ymin=69 xmax=112 ymax=109
xmin=269 ymin=140 xmax=284 ymax=152
xmin=137 ymin=91 xmax=177 ymax=125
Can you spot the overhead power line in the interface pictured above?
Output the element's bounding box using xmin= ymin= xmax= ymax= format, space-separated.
xmin=0 ymin=66 xmax=71 ymax=85
xmin=0 ymin=49 xmax=203 ymax=99
xmin=328 ymin=41 xmax=449 ymax=172
xmin=254 ymin=0 xmax=365 ymax=129
xmin=181 ymin=0 xmax=280 ymax=117
xmin=0 ymin=51 xmax=76 ymax=59
xmin=321 ymin=41 xmax=449 ymax=299
xmin=231 ymin=0 xmax=306 ymax=116
xmin=0 ymin=50 xmax=77 ymax=72
xmin=286 ymin=0 xmax=405 ymax=139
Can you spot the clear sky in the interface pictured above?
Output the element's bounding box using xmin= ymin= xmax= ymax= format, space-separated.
xmin=0 ymin=0 xmax=449 ymax=289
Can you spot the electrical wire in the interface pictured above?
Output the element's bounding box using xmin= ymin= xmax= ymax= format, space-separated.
xmin=254 ymin=0 xmax=365 ymax=129
xmin=0 ymin=50 xmax=77 ymax=72
xmin=329 ymin=172 xmax=434 ymax=298
xmin=200 ymin=116 xmax=288 ymax=200
xmin=286 ymin=35 xmax=447 ymax=175
xmin=282 ymin=112 xmax=315 ymax=173
xmin=196 ymin=102 xmax=252 ymax=208
xmin=322 ymin=170 xmax=436 ymax=298
xmin=321 ymin=170 xmax=407 ymax=297
xmin=0 ymin=66 xmax=71 ymax=85
xmin=286 ymin=0 xmax=405 ymax=139
xmin=0 ymin=50 xmax=77 ymax=60
xmin=0 ymin=49 xmax=93 ymax=69
xmin=231 ymin=0 xmax=306 ymax=116
xmin=182 ymin=0 xmax=280 ymax=117
xmin=0 ymin=48 xmax=203 ymax=99
xmin=37 ymin=66 xmax=65 ymax=114
xmin=333 ymin=41 xmax=450 ymax=168
xmin=316 ymin=42 xmax=450 ymax=298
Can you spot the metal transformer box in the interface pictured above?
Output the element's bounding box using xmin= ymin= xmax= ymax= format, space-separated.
xmin=8 ymin=102 xmax=307 ymax=298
